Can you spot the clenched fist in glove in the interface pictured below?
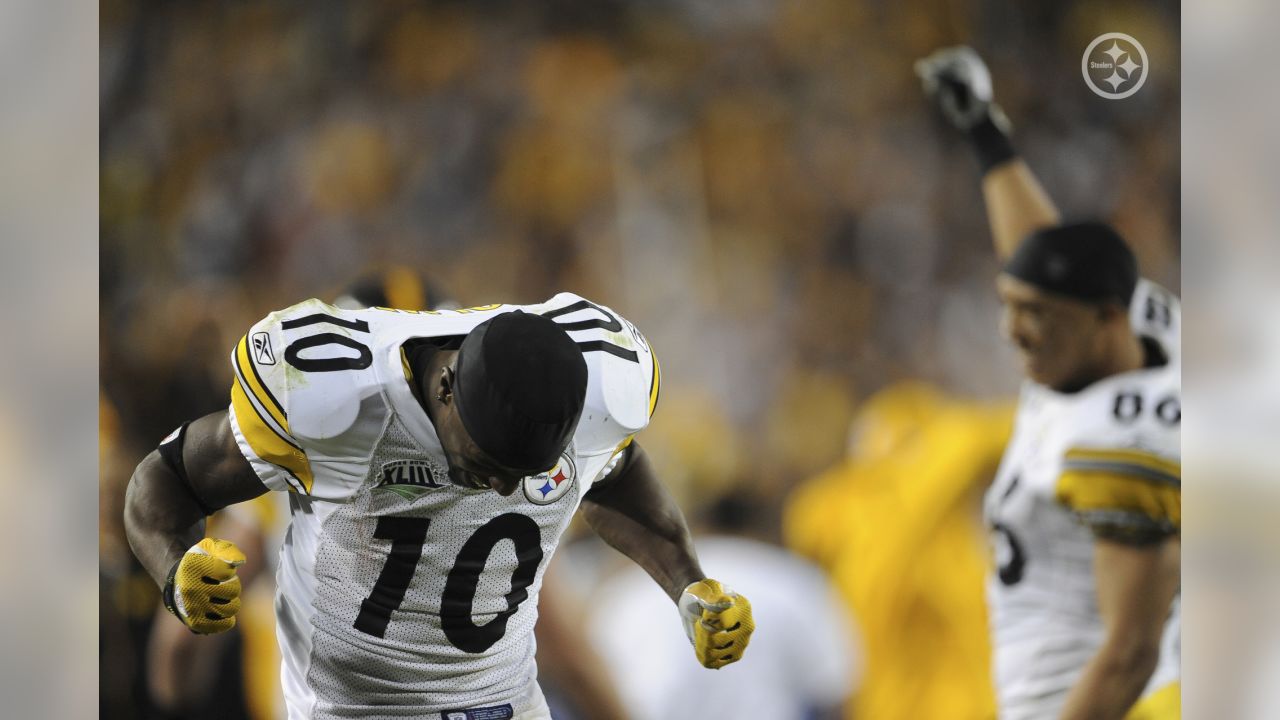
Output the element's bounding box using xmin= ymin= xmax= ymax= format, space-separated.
xmin=916 ymin=46 xmax=1017 ymax=172
xmin=915 ymin=45 xmax=999 ymax=130
xmin=678 ymin=579 xmax=755 ymax=669
xmin=162 ymin=538 xmax=246 ymax=634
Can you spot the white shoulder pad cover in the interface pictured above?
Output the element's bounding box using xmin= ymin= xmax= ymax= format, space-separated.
xmin=228 ymin=298 xmax=388 ymax=498
xmin=1062 ymin=364 xmax=1181 ymax=467
xmin=535 ymin=293 xmax=660 ymax=458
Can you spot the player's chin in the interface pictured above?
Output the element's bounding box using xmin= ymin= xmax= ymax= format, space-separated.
xmin=1020 ymin=352 xmax=1052 ymax=383
xmin=447 ymin=468 xmax=489 ymax=491
xmin=489 ymin=477 xmax=520 ymax=496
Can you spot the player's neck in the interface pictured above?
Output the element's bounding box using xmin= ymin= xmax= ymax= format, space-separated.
xmin=1083 ymin=331 xmax=1147 ymax=388
xmin=1054 ymin=329 xmax=1145 ymax=393
xmin=1107 ymin=329 xmax=1148 ymax=377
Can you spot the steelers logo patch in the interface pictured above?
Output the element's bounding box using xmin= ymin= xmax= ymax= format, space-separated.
xmin=523 ymin=454 xmax=576 ymax=505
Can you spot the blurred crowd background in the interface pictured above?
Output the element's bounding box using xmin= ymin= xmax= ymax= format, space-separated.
xmin=99 ymin=0 xmax=1179 ymax=718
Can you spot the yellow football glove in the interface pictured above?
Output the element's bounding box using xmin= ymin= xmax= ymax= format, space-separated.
xmin=677 ymin=578 xmax=755 ymax=669
xmin=162 ymin=538 xmax=246 ymax=634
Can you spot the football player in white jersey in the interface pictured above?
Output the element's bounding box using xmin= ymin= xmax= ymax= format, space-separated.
xmin=125 ymin=293 xmax=755 ymax=720
xmin=917 ymin=48 xmax=1180 ymax=719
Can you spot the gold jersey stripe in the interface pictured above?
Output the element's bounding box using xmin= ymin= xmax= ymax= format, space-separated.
xmin=614 ymin=434 xmax=634 ymax=456
xmin=647 ymin=345 xmax=661 ymax=419
xmin=598 ymin=434 xmax=636 ymax=482
xmin=1064 ymin=447 xmax=1180 ymax=483
xmin=231 ymin=377 xmax=314 ymax=494
xmin=235 ymin=336 xmax=287 ymax=430
xmin=400 ymin=346 xmax=414 ymax=383
xmin=1056 ymin=469 xmax=1181 ymax=530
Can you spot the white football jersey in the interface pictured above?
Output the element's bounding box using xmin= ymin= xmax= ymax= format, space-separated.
xmin=985 ymin=279 xmax=1181 ymax=719
xmin=226 ymin=293 xmax=660 ymax=720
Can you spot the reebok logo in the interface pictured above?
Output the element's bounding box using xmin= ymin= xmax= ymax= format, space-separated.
xmin=252 ymin=332 xmax=276 ymax=365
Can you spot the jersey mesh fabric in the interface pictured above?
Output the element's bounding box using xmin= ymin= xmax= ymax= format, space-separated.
xmin=302 ymin=416 xmax=579 ymax=718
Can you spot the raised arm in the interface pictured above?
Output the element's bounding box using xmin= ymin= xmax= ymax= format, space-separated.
xmin=917 ymin=46 xmax=1061 ymax=258
xmin=124 ymin=410 xmax=268 ymax=632
xmin=982 ymin=161 xmax=1061 ymax=259
xmin=581 ymin=442 xmax=756 ymax=669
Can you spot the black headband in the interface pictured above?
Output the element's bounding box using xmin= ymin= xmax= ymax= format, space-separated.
xmin=453 ymin=311 xmax=588 ymax=473
xmin=1003 ymin=221 xmax=1138 ymax=306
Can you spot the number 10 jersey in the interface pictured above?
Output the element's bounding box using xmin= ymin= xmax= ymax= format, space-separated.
xmin=226 ymin=293 xmax=660 ymax=719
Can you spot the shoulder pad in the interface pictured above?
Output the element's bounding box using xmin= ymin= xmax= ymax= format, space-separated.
xmin=1060 ymin=366 xmax=1181 ymax=473
xmin=1055 ymin=367 xmax=1181 ymax=540
xmin=533 ymin=293 xmax=660 ymax=456
xmin=228 ymin=299 xmax=388 ymax=496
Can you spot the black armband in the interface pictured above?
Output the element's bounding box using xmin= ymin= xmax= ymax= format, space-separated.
xmin=1087 ymin=519 xmax=1177 ymax=547
xmin=157 ymin=422 xmax=216 ymax=517
xmin=161 ymin=557 xmax=184 ymax=621
xmin=969 ymin=112 xmax=1017 ymax=174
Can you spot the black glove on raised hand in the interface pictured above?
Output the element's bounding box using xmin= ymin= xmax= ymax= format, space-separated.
xmin=916 ymin=46 xmax=1017 ymax=173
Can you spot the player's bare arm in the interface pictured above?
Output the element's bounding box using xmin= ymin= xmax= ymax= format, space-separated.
xmin=124 ymin=410 xmax=267 ymax=632
xmin=1058 ymin=538 xmax=1180 ymax=720
xmin=982 ymin=162 xmax=1061 ymax=260
xmin=581 ymin=442 xmax=703 ymax=601
xmin=917 ymin=46 xmax=1061 ymax=258
xmin=583 ymin=441 xmax=755 ymax=669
